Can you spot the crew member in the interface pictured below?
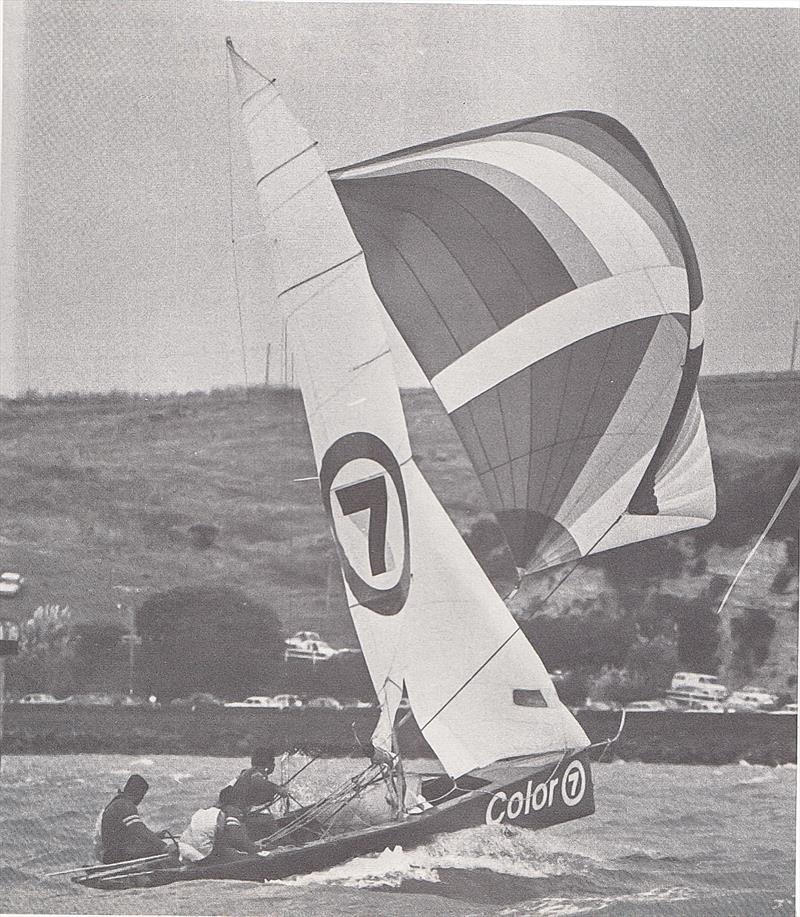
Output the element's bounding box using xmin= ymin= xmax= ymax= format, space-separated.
xmin=218 ymin=785 xmax=258 ymax=857
xmin=179 ymin=786 xmax=255 ymax=863
xmin=97 ymin=774 xmax=171 ymax=865
xmin=227 ymin=748 xmax=290 ymax=840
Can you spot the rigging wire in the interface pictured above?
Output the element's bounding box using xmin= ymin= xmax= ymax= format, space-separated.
xmin=225 ymin=51 xmax=251 ymax=395
xmin=714 ymin=463 xmax=800 ymax=617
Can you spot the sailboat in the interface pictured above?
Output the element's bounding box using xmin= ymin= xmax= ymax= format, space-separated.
xmin=75 ymin=38 xmax=715 ymax=888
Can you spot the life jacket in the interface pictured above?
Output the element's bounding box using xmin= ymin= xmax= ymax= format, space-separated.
xmin=179 ymin=806 xmax=224 ymax=860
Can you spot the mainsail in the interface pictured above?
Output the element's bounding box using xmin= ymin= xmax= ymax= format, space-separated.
xmin=227 ymin=42 xmax=588 ymax=779
xmin=331 ymin=115 xmax=716 ymax=575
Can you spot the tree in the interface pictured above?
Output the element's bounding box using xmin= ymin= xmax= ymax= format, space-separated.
xmin=5 ymin=604 xmax=75 ymax=697
xmin=519 ymin=596 xmax=636 ymax=671
xmin=70 ymin=622 xmax=128 ymax=691
xmin=624 ymin=635 xmax=679 ymax=696
xmin=730 ymin=607 xmax=776 ymax=679
xmin=136 ymin=587 xmax=284 ymax=700
xmin=672 ymin=594 xmax=721 ymax=674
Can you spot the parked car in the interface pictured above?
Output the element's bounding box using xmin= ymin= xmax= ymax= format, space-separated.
xmin=18 ymin=693 xmax=66 ymax=705
xmin=770 ymin=702 xmax=798 ymax=715
xmin=667 ymin=672 xmax=728 ymax=705
xmin=0 ymin=572 xmax=24 ymax=597
xmin=65 ymin=693 xmax=116 ymax=706
xmin=624 ymin=700 xmax=672 ymax=712
xmin=1 ymin=572 xmax=24 ymax=583
xmin=115 ymin=694 xmax=150 ymax=707
xmin=170 ymin=693 xmax=224 ymax=712
xmin=306 ymin=696 xmax=343 ymax=710
xmin=284 ymin=637 xmax=341 ymax=664
xmin=580 ymin=700 xmax=619 ymax=711
xmin=683 ymin=699 xmax=726 ymax=713
xmin=271 ymin=693 xmax=304 ymax=710
xmin=224 ymin=696 xmax=275 ymax=709
xmin=724 ymin=687 xmax=779 ymax=712
xmin=341 ymin=699 xmax=375 ymax=710
xmin=285 ymin=631 xmax=322 ymax=647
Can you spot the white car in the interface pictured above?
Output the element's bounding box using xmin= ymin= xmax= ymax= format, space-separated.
xmin=306 ymin=696 xmax=343 ymax=710
xmin=725 ymin=687 xmax=779 ymax=712
xmin=0 ymin=572 xmax=24 ymax=597
xmin=285 ymin=631 xmax=322 ymax=647
xmin=18 ymin=693 xmax=65 ymax=705
xmin=683 ymin=700 xmax=726 ymax=713
xmin=284 ymin=638 xmax=340 ymax=663
xmin=624 ymin=700 xmax=673 ymax=712
xmin=224 ymin=696 xmax=276 ymax=709
xmin=1 ymin=572 xmax=25 ymax=584
xmin=271 ymin=693 xmax=304 ymax=710
xmin=770 ymin=702 xmax=798 ymax=715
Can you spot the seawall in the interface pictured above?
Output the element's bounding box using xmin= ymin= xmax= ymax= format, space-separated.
xmin=2 ymin=706 xmax=796 ymax=765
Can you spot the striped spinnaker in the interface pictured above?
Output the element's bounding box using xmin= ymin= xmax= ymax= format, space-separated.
xmin=332 ymin=112 xmax=715 ymax=574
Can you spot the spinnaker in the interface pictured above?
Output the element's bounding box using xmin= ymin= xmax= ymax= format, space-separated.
xmin=331 ymin=115 xmax=716 ymax=575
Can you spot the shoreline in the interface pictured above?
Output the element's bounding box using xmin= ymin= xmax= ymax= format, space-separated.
xmin=3 ymin=706 xmax=796 ymax=766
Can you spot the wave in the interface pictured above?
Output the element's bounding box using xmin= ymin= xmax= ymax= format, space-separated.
xmin=272 ymin=845 xmax=440 ymax=889
xmin=268 ymin=826 xmax=612 ymax=892
xmin=511 ymin=885 xmax=698 ymax=916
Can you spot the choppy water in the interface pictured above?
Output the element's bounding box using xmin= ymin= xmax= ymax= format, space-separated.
xmin=0 ymin=755 xmax=795 ymax=916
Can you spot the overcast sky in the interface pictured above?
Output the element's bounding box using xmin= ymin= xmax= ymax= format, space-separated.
xmin=1 ymin=1 xmax=798 ymax=395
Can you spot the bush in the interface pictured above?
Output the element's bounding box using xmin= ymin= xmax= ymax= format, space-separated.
xmin=588 ymin=666 xmax=645 ymax=706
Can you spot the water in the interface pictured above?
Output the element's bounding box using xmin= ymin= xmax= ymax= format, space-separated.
xmin=0 ymin=756 xmax=795 ymax=916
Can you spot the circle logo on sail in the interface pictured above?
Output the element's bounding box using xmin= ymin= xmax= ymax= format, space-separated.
xmin=320 ymin=432 xmax=410 ymax=616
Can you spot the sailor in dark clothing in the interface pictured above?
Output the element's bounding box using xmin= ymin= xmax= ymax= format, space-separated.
xmin=218 ymin=785 xmax=258 ymax=857
xmin=98 ymin=774 xmax=171 ymax=864
xmin=232 ymin=748 xmax=290 ymax=807
xmin=228 ymin=748 xmax=291 ymax=841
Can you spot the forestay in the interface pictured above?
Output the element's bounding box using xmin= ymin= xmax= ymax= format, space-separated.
xmin=331 ymin=115 xmax=716 ymax=575
xmin=227 ymin=43 xmax=588 ymax=778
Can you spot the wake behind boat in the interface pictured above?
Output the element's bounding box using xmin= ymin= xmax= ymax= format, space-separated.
xmin=66 ymin=34 xmax=713 ymax=888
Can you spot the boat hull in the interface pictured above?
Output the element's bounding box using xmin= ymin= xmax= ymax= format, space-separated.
xmin=76 ymin=752 xmax=593 ymax=887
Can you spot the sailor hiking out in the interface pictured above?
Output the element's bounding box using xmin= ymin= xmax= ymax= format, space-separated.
xmin=96 ymin=775 xmax=173 ymax=865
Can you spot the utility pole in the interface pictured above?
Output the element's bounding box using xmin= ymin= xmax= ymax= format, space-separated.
xmin=118 ymin=603 xmax=141 ymax=698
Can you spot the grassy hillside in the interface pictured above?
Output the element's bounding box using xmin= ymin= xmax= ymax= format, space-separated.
xmin=1 ymin=373 xmax=797 ymax=694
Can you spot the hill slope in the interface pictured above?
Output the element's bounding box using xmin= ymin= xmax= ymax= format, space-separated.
xmin=0 ymin=373 xmax=797 ymax=693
